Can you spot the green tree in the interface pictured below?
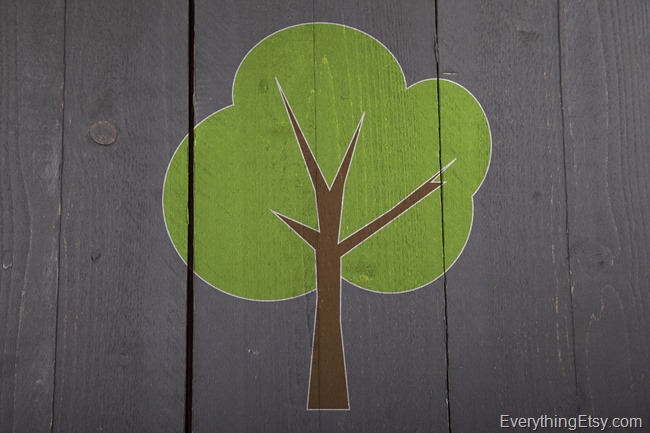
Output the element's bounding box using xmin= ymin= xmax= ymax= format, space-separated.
xmin=164 ymin=23 xmax=490 ymax=410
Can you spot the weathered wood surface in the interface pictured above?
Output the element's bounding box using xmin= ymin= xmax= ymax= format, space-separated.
xmin=50 ymin=0 xmax=188 ymax=432
xmin=1 ymin=0 xmax=649 ymax=432
xmin=0 ymin=1 xmax=64 ymax=431
xmin=560 ymin=0 xmax=650 ymax=422
xmin=438 ymin=1 xmax=579 ymax=431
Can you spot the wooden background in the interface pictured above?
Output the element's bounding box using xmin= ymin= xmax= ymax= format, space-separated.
xmin=1 ymin=0 xmax=649 ymax=432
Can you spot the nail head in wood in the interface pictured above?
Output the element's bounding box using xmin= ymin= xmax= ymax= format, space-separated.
xmin=89 ymin=120 xmax=117 ymax=145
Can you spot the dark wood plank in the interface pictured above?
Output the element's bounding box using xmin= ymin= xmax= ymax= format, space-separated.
xmin=0 ymin=0 xmax=64 ymax=431
xmin=52 ymin=1 xmax=188 ymax=431
xmin=560 ymin=0 xmax=650 ymax=421
xmin=192 ymin=1 xmax=448 ymax=431
xmin=192 ymin=3 xmax=316 ymax=432
xmin=438 ymin=1 xmax=579 ymax=431
xmin=312 ymin=3 xmax=448 ymax=432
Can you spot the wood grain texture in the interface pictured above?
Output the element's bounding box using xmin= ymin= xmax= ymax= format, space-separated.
xmin=192 ymin=4 xmax=315 ymax=431
xmin=192 ymin=0 xmax=449 ymax=431
xmin=0 ymin=0 xmax=64 ymax=431
xmin=560 ymin=0 xmax=650 ymax=421
xmin=437 ymin=1 xmax=579 ymax=431
xmin=3 ymin=2 xmax=649 ymax=430
xmin=312 ymin=4 xmax=448 ymax=431
xmin=51 ymin=0 xmax=188 ymax=431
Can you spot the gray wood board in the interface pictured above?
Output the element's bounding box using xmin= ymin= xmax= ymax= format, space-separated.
xmin=51 ymin=0 xmax=188 ymax=431
xmin=192 ymin=4 xmax=317 ymax=432
xmin=2 ymin=1 xmax=649 ymax=431
xmin=438 ymin=1 xmax=579 ymax=431
xmin=311 ymin=4 xmax=448 ymax=431
xmin=0 ymin=0 xmax=64 ymax=431
xmin=560 ymin=0 xmax=650 ymax=422
xmin=192 ymin=0 xmax=449 ymax=431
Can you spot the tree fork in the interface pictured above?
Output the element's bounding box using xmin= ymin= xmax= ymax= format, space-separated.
xmin=305 ymin=106 xmax=362 ymax=409
xmin=272 ymin=81 xmax=453 ymax=409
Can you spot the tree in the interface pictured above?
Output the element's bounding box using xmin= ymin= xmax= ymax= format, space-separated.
xmin=163 ymin=23 xmax=490 ymax=410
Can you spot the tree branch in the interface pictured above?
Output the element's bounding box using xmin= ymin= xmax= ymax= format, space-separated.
xmin=330 ymin=112 xmax=365 ymax=196
xmin=275 ymin=78 xmax=328 ymax=193
xmin=272 ymin=210 xmax=319 ymax=249
xmin=338 ymin=159 xmax=456 ymax=256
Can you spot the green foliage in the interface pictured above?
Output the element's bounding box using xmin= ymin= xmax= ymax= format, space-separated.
xmin=163 ymin=23 xmax=490 ymax=300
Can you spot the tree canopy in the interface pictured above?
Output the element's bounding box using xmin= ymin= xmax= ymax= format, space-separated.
xmin=163 ymin=23 xmax=491 ymax=300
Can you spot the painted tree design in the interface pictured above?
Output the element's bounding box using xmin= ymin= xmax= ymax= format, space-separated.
xmin=164 ymin=23 xmax=490 ymax=410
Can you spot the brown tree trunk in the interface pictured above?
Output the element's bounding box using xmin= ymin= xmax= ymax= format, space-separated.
xmin=307 ymin=186 xmax=348 ymax=410
xmin=307 ymin=238 xmax=348 ymax=409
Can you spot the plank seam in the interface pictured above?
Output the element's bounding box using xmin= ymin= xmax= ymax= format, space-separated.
xmin=556 ymin=0 xmax=582 ymax=420
xmin=433 ymin=1 xmax=453 ymax=432
xmin=186 ymin=0 xmax=196 ymax=429
xmin=50 ymin=0 xmax=68 ymax=428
